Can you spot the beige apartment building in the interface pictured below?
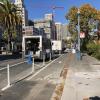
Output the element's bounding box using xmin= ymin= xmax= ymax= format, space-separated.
xmin=15 ymin=0 xmax=28 ymax=27
xmin=55 ymin=22 xmax=62 ymax=40
xmin=34 ymin=14 xmax=56 ymax=40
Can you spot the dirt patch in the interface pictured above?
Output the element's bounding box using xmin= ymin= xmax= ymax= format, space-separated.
xmin=51 ymin=67 xmax=68 ymax=100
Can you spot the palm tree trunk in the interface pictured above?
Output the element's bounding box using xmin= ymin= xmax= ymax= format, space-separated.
xmin=7 ymin=29 xmax=10 ymax=54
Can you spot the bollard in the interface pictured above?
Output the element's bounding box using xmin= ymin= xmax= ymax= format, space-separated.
xmin=76 ymin=50 xmax=81 ymax=60
xmin=2 ymin=64 xmax=11 ymax=91
xmin=32 ymin=57 xmax=35 ymax=73
xmin=59 ymin=50 xmax=61 ymax=55
xmin=43 ymin=54 xmax=45 ymax=66
xmin=50 ymin=52 xmax=52 ymax=61
xmin=7 ymin=64 xmax=10 ymax=87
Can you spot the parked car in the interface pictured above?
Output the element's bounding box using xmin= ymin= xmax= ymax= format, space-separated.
xmin=64 ymin=48 xmax=72 ymax=53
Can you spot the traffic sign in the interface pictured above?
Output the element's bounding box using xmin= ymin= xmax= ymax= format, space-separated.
xmin=80 ymin=32 xmax=85 ymax=38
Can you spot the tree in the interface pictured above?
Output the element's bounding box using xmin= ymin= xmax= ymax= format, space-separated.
xmin=97 ymin=12 xmax=100 ymax=41
xmin=97 ymin=28 xmax=100 ymax=40
xmin=0 ymin=0 xmax=22 ymax=52
xmin=66 ymin=6 xmax=78 ymax=40
xmin=66 ymin=4 xmax=99 ymax=40
xmin=66 ymin=4 xmax=100 ymax=52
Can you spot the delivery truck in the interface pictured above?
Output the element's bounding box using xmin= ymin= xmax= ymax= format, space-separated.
xmin=22 ymin=35 xmax=51 ymax=59
xmin=51 ymin=40 xmax=65 ymax=54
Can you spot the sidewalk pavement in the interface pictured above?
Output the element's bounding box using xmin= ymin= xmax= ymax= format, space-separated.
xmin=61 ymin=53 xmax=100 ymax=100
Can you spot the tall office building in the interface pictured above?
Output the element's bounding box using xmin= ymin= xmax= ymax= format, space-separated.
xmin=62 ymin=24 xmax=69 ymax=40
xmin=15 ymin=0 xmax=28 ymax=27
xmin=55 ymin=22 xmax=62 ymax=40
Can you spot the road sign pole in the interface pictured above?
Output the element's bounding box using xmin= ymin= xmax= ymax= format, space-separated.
xmin=43 ymin=54 xmax=45 ymax=66
xmin=78 ymin=9 xmax=80 ymax=52
xmin=77 ymin=9 xmax=81 ymax=60
xmin=1 ymin=64 xmax=10 ymax=91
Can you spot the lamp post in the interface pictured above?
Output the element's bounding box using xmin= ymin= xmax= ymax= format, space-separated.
xmin=77 ymin=9 xmax=81 ymax=60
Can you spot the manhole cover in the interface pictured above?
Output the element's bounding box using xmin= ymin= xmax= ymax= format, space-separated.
xmin=78 ymin=82 xmax=82 ymax=84
xmin=86 ymin=77 xmax=90 ymax=79
xmin=85 ymin=84 xmax=89 ymax=86
xmin=84 ymin=73 xmax=88 ymax=75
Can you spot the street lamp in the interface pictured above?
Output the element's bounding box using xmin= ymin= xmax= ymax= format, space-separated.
xmin=77 ymin=9 xmax=81 ymax=60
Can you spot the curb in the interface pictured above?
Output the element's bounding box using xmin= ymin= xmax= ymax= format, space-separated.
xmin=51 ymin=67 xmax=68 ymax=100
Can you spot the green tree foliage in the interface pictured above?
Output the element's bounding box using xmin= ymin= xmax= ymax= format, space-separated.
xmin=66 ymin=4 xmax=99 ymax=39
xmin=97 ymin=17 xmax=100 ymax=40
xmin=66 ymin=4 xmax=100 ymax=60
xmin=66 ymin=6 xmax=78 ymax=39
xmin=0 ymin=0 xmax=22 ymax=51
xmin=86 ymin=41 xmax=100 ymax=60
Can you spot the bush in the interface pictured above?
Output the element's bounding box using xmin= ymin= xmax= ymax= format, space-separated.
xmin=86 ymin=41 xmax=100 ymax=60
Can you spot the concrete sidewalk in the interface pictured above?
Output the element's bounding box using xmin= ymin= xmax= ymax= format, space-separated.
xmin=61 ymin=53 xmax=100 ymax=100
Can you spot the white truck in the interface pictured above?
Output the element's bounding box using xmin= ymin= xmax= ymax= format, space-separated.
xmin=51 ymin=40 xmax=65 ymax=54
xmin=22 ymin=35 xmax=52 ymax=59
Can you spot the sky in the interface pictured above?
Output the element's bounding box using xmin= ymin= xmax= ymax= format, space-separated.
xmin=24 ymin=0 xmax=100 ymax=24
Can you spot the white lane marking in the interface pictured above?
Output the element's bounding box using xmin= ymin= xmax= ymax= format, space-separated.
xmin=10 ymin=61 xmax=26 ymax=67
xmin=0 ymin=61 xmax=26 ymax=71
xmin=27 ymin=54 xmax=64 ymax=80
xmin=0 ymin=67 xmax=7 ymax=71
xmin=0 ymin=58 xmax=23 ymax=65
xmin=36 ymin=78 xmax=43 ymax=81
xmin=44 ymin=74 xmax=52 ymax=80
xmin=58 ymin=61 xmax=62 ymax=63
xmin=34 ymin=64 xmax=41 ymax=67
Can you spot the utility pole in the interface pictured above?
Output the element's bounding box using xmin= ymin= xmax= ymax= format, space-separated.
xmin=77 ymin=9 xmax=81 ymax=60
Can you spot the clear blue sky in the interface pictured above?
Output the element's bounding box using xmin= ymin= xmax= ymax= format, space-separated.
xmin=24 ymin=0 xmax=100 ymax=24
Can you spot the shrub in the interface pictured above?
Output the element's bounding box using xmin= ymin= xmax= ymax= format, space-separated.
xmin=86 ymin=41 xmax=100 ymax=60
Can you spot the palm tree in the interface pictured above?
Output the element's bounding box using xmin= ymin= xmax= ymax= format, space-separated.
xmin=0 ymin=0 xmax=22 ymax=52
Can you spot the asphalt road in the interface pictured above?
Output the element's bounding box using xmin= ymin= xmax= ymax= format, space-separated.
xmin=0 ymin=54 xmax=60 ymax=91
xmin=0 ymin=59 xmax=50 ymax=91
xmin=0 ymin=53 xmax=68 ymax=100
